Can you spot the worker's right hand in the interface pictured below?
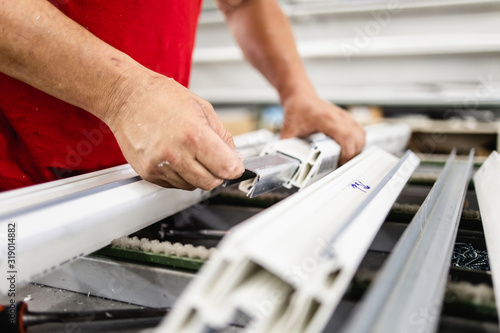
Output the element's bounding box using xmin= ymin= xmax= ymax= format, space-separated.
xmin=104 ymin=69 xmax=245 ymax=191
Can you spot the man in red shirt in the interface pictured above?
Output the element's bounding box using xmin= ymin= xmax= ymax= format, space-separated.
xmin=0 ymin=0 xmax=365 ymax=192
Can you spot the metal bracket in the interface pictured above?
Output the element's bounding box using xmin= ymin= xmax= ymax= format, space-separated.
xmin=235 ymin=123 xmax=412 ymax=198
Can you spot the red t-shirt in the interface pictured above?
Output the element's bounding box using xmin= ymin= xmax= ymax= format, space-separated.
xmin=0 ymin=0 xmax=202 ymax=191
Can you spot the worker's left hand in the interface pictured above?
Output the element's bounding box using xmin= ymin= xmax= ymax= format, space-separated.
xmin=280 ymin=92 xmax=365 ymax=165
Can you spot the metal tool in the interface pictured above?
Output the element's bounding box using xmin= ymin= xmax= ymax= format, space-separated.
xmin=0 ymin=301 xmax=169 ymax=333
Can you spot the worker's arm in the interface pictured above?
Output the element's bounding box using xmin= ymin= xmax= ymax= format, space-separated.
xmin=216 ymin=0 xmax=365 ymax=164
xmin=0 ymin=0 xmax=244 ymax=190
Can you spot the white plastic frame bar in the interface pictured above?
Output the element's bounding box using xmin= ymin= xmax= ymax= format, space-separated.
xmin=473 ymin=151 xmax=500 ymax=320
xmin=158 ymin=147 xmax=419 ymax=333
xmin=0 ymin=130 xmax=275 ymax=294
xmin=340 ymin=149 xmax=475 ymax=333
xmin=0 ymin=175 xmax=213 ymax=294
xmin=0 ymin=164 xmax=137 ymax=217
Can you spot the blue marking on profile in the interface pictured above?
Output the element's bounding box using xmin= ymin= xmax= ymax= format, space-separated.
xmin=351 ymin=180 xmax=370 ymax=193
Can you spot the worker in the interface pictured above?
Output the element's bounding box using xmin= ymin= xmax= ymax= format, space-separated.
xmin=0 ymin=0 xmax=365 ymax=192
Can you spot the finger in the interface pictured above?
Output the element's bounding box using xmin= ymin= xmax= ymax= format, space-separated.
xmin=316 ymin=116 xmax=354 ymax=164
xmin=156 ymin=166 xmax=196 ymax=190
xmin=144 ymin=177 xmax=175 ymax=189
xmin=170 ymin=156 xmax=224 ymax=191
xmin=339 ymin=140 xmax=358 ymax=165
xmin=280 ymin=112 xmax=306 ymax=139
xmin=356 ymin=126 xmax=367 ymax=153
xmin=195 ymin=126 xmax=245 ymax=180
xmin=280 ymin=123 xmax=298 ymax=139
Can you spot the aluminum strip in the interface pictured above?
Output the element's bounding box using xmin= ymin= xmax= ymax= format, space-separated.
xmin=473 ymin=150 xmax=500 ymax=320
xmin=238 ymin=154 xmax=301 ymax=198
xmin=339 ymin=149 xmax=475 ymax=333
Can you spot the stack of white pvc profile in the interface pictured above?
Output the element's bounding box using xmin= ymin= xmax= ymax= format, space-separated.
xmin=158 ymin=147 xmax=420 ymax=333
xmin=473 ymin=151 xmax=500 ymax=321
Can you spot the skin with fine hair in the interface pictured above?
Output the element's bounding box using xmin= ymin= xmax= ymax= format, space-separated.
xmin=0 ymin=0 xmax=364 ymax=190
xmin=216 ymin=0 xmax=365 ymax=164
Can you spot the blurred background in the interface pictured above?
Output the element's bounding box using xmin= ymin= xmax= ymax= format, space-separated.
xmin=194 ymin=0 xmax=500 ymax=157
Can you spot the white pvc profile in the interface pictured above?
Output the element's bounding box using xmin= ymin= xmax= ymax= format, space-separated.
xmin=0 ymin=179 xmax=213 ymax=294
xmin=158 ymin=147 xmax=419 ymax=333
xmin=0 ymin=164 xmax=138 ymax=217
xmin=340 ymin=150 xmax=475 ymax=333
xmin=473 ymin=151 xmax=500 ymax=320
xmin=0 ymin=130 xmax=274 ymax=295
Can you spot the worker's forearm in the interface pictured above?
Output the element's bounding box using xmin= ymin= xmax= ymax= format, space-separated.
xmin=0 ymin=0 xmax=143 ymax=124
xmin=218 ymin=0 xmax=315 ymax=100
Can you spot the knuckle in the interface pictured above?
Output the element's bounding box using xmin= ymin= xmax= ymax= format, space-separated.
xmin=182 ymin=128 xmax=201 ymax=148
xmin=160 ymin=150 xmax=181 ymax=167
xmin=220 ymin=162 xmax=241 ymax=179
xmin=201 ymin=100 xmax=215 ymax=112
xmin=187 ymin=98 xmax=201 ymax=110
xmin=323 ymin=112 xmax=337 ymax=123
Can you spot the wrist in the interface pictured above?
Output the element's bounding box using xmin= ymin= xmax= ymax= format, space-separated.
xmin=278 ymin=79 xmax=318 ymax=108
xmin=90 ymin=57 xmax=148 ymax=131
